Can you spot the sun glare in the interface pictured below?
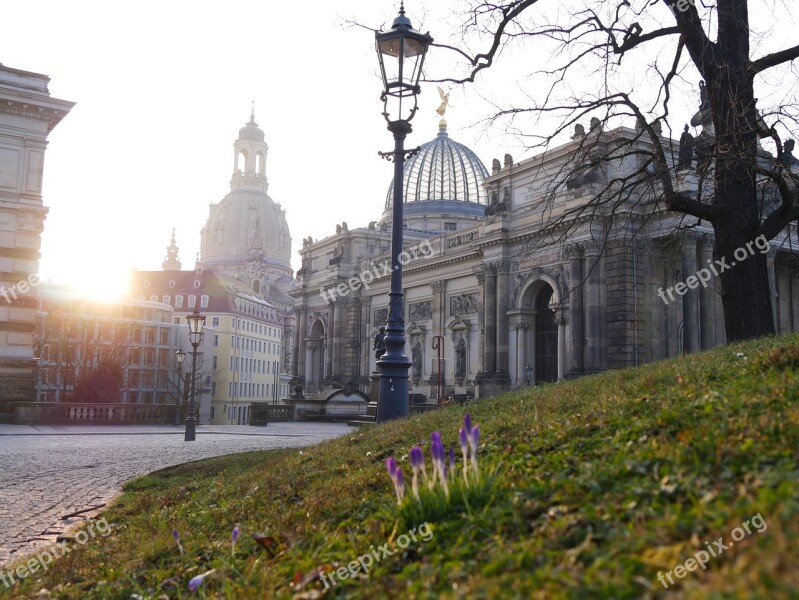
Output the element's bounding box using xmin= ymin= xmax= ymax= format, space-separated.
xmin=73 ymin=272 xmax=129 ymax=302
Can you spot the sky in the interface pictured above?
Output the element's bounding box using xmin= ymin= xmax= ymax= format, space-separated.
xmin=2 ymin=0 xmax=512 ymax=299
xmin=2 ymin=0 xmax=795 ymax=299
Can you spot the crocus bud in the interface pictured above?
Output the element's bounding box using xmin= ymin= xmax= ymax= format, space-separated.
xmin=386 ymin=457 xmax=398 ymax=482
xmin=394 ymin=468 xmax=406 ymax=504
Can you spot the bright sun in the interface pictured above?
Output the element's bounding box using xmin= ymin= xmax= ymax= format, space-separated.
xmin=72 ymin=271 xmax=129 ymax=302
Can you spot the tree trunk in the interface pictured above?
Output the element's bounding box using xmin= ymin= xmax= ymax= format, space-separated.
xmin=709 ymin=29 xmax=776 ymax=341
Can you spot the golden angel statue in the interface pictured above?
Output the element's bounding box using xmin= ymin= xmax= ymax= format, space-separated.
xmin=436 ymin=86 xmax=451 ymax=118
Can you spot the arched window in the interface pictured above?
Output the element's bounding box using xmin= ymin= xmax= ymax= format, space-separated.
xmin=175 ymin=295 xmax=184 ymax=308
xmin=237 ymin=149 xmax=248 ymax=172
xmin=256 ymin=152 xmax=264 ymax=175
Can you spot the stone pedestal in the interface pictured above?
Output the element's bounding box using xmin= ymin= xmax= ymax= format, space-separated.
xmin=474 ymin=371 xmax=511 ymax=399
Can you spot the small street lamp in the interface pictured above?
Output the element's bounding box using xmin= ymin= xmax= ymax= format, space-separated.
xmin=374 ymin=1 xmax=432 ymax=422
xmin=525 ymin=364 xmax=533 ymax=386
xmin=185 ymin=309 xmax=205 ymax=441
xmin=174 ymin=349 xmax=185 ymax=426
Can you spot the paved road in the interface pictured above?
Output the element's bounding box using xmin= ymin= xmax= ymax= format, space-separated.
xmin=0 ymin=423 xmax=352 ymax=566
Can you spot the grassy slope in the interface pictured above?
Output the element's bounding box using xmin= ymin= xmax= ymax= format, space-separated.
xmin=3 ymin=334 xmax=799 ymax=599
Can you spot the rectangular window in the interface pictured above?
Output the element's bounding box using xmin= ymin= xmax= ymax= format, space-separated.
xmin=214 ymin=334 xmax=219 ymax=347
xmin=188 ymin=295 xmax=196 ymax=308
xmin=175 ymin=295 xmax=184 ymax=308
xmin=212 ymin=317 xmax=220 ymax=327
xmin=201 ymin=295 xmax=209 ymax=308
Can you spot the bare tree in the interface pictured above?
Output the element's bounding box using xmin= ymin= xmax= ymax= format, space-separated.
xmin=426 ymin=0 xmax=799 ymax=341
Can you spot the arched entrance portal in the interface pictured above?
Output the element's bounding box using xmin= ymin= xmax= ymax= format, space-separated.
xmin=535 ymin=285 xmax=559 ymax=383
xmin=514 ymin=276 xmax=566 ymax=385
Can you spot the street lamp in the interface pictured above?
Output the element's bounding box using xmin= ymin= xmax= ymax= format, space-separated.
xmin=525 ymin=364 xmax=533 ymax=386
xmin=185 ymin=309 xmax=205 ymax=441
xmin=374 ymin=2 xmax=432 ymax=422
xmin=174 ymin=349 xmax=185 ymax=426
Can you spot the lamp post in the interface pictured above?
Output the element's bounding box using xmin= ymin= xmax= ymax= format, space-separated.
xmin=185 ymin=309 xmax=205 ymax=441
xmin=174 ymin=349 xmax=185 ymax=426
xmin=374 ymin=2 xmax=432 ymax=422
xmin=525 ymin=364 xmax=533 ymax=386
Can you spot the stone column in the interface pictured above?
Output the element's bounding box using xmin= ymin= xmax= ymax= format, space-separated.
xmin=528 ymin=314 xmax=536 ymax=384
xmin=584 ymin=243 xmax=602 ymax=372
xmin=698 ymin=236 xmax=716 ymax=349
xmin=565 ymin=244 xmax=584 ymax=374
xmin=361 ymin=295 xmax=372 ymax=379
xmin=496 ymin=260 xmax=510 ymax=373
xmin=431 ymin=280 xmax=446 ymax=339
xmin=515 ymin=324 xmax=527 ymax=385
xmin=295 ymin=306 xmax=307 ymax=381
xmin=327 ymin=300 xmax=343 ymax=378
xmin=556 ymin=306 xmax=567 ymax=380
xmin=483 ymin=264 xmax=497 ymax=373
xmin=326 ymin=302 xmax=336 ymax=379
xmin=681 ymin=234 xmax=700 ymax=354
xmin=475 ymin=269 xmax=486 ymax=374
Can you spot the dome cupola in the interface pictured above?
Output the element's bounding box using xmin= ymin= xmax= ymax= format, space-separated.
xmin=382 ymin=120 xmax=489 ymax=225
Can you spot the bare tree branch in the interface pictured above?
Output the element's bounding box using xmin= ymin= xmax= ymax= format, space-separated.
xmin=751 ymin=43 xmax=799 ymax=74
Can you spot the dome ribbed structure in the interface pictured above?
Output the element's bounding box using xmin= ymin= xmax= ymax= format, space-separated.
xmin=385 ymin=121 xmax=489 ymax=210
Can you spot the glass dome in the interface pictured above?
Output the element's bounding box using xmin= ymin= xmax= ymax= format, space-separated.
xmin=385 ymin=121 xmax=489 ymax=210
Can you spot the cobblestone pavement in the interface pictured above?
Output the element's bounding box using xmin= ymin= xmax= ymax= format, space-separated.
xmin=0 ymin=423 xmax=352 ymax=567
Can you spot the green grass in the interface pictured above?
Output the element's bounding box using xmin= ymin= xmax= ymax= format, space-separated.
xmin=3 ymin=334 xmax=799 ymax=599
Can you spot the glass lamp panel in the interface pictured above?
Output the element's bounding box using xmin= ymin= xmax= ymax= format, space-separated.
xmin=402 ymin=49 xmax=425 ymax=88
xmin=377 ymin=34 xmax=402 ymax=86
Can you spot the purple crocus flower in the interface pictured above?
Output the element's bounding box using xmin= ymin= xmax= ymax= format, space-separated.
xmin=188 ymin=569 xmax=216 ymax=592
xmin=409 ymin=446 xmax=424 ymax=500
xmin=464 ymin=413 xmax=473 ymax=434
xmin=459 ymin=427 xmax=469 ymax=483
xmin=172 ymin=528 xmax=184 ymax=554
xmin=431 ymin=438 xmax=449 ymax=497
xmin=386 ymin=457 xmax=398 ymax=483
xmin=393 ymin=468 xmax=406 ymax=504
xmin=470 ymin=425 xmax=480 ymax=477
xmin=231 ymin=525 xmax=240 ymax=555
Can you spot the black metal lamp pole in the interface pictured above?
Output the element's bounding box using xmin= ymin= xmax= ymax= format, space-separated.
xmin=374 ymin=2 xmax=432 ymax=422
xmin=185 ymin=309 xmax=205 ymax=441
xmin=174 ymin=349 xmax=185 ymax=426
